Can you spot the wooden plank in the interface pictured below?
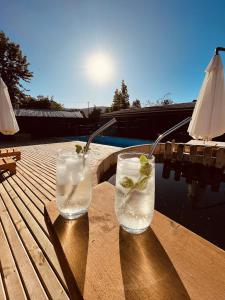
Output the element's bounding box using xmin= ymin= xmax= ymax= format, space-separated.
xmin=0 ymin=148 xmax=21 ymax=160
xmin=7 ymin=177 xmax=48 ymax=236
xmin=17 ymin=164 xmax=56 ymax=196
xmin=0 ymin=270 xmax=7 ymax=300
xmin=12 ymin=175 xmax=45 ymax=214
xmin=16 ymin=172 xmax=50 ymax=207
xmin=0 ymin=222 xmax=27 ymax=300
xmin=45 ymin=182 xmax=190 ymax=300
xmin=18 ymin=162 xmax=56 ymax=191
xmin=0 ymin=157 xmax=16 ymax=175
xmin=20 ymin=156 xmax=56 ymax=179
xmin=17 ymin=167 xmax=55 ymax=200
xmin=152 ymin=211 xmax=225 ymax=300
xmin=20 ymin=160 xmax=56 ymax=185
xmin=0 ymin=189 xmax=69 ymax=299
xmin=0 ymin=182 xmax=66 ymax=287
xmin=0 ymin=149 xmax=7 ymax=154
xmin=22 ymin=150 xmax=56 ymax=166
xmin=17 ymin=166 xmax=55 ymax=200
xmin=0 ymin=209 xmax=48 ymax=299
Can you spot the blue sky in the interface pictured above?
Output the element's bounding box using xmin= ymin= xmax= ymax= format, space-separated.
xmin=1 ymin=0 xmax=225 ymax=108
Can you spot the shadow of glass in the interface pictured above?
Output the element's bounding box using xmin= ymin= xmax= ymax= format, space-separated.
xmin=53 ymin=214 xmax=89 ymax=293
xmin=119 ymin=227 xmax=190 ymax=300
xmin=45 ymin=212 xmax=88 ymax=299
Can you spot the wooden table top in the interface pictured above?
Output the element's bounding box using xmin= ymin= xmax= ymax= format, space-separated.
xmin=45 ymin=182 xmax=225 ymax=300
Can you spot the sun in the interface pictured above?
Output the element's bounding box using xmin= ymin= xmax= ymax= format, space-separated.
xmin=86 ymin=52 xmax=114 ymax=84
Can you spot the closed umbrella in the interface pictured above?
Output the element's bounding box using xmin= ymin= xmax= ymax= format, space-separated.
xmin=0 ymin=77 xmax=19 ymax=135
xmin=188 ymin=48 xmax=225 ymax=140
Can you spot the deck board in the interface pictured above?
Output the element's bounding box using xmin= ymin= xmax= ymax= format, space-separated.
xmin=0 ymin=270 xmax=7 ymax=300
xmin=0 ymin=201 xmax=49 ymax=299
xmin=0 ymin=141 xmax=118 ymax=299
xmin=0 ymin=221 xmax=27 ymax=300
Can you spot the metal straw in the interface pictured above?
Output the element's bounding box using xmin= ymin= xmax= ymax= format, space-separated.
xmin=149 ymin=116 xmax=192 ymax=157
xmin=84 ymin=118 xmax=117 ymax=153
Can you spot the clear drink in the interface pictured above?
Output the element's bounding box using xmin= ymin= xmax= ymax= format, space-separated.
xmin=56 ymin=150 xmax=92 ymax=219
xmin=115 ymin=152 xmax=155 ymax=234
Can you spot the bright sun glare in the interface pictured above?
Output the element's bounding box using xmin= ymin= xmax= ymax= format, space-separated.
xmin=86 ymin=53 xmax=114 ymax=84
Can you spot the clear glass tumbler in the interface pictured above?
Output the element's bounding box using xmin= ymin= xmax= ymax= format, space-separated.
xmin=56 ymin=150 xmax=92 ymax=219
xmin=115 ymin=152 xmax=155 ymax=234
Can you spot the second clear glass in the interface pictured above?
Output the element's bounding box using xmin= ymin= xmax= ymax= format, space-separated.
xmin=115 ymin=152 xmax=155 ymax=234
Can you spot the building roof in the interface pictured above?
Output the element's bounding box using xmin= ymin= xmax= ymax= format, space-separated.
xmin=14 ymin=109 xmax=83 ymax=118
xmin=102 ymin=102 xmax=195 ymax=118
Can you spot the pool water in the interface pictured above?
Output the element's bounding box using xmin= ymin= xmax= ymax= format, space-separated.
xmin=67 ymin=135 xmax=153 ymax=148
xmin=109 ymin=162 xmax=225 ymax=250
xmin=155 ymin=163 xmax=225 ymax=250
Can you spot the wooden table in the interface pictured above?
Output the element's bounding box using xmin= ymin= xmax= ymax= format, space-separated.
xmin=45 ymin=182 xmax=225 ymax=300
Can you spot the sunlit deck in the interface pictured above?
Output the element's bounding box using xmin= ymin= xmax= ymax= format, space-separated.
xmin=1 ymin=140 xmax=225 ymax=299
xmin=0 ymin=141 xmax=119 ymax=299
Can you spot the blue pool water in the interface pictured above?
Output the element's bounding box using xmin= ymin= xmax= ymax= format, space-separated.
xmin=67 ymin=135 xmax=153 ymax=148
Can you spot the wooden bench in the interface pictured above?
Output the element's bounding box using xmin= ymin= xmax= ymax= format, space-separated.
xmin=0 ymin=148 xmax=21 ymax=161
xmin=0 ymin=157 xmax=16 ymax=175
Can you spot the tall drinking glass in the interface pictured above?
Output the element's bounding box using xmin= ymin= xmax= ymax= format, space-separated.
xmin=115 ymin=152 xmax=155 ymax=234
xmin=56 ymin=150 xmax=92 ymax=219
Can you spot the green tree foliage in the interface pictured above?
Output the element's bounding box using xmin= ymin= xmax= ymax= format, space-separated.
xmin=89 ymin=106 xmax=102 ymax=121
xmin=145 ymin=93 xmax=174 ymax=107
xmin=120 ymin=80 xmax=130 ymax=109
xmin=105 ymin=107 xmax=111 ymax=113
xmin=0 ymin=31 xmax=33 ymax=106
xmin=20 ymin=95 xmax=64 ymax=110
xmin=132 ymin=99 xmax=141 ymax=108
xmin=160 ymin=99 xmax=174 ymax=105
xmin=111 ymin=88 xmax=121 ymax=111
xmin=111 ymin=80 xmax=130 ymax=111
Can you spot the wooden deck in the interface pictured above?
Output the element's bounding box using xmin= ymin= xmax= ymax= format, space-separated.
xmin=0 ymin=141 xmax=119 ymax=299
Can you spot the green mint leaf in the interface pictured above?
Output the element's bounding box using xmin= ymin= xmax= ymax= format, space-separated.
xmin=120 ymin=177 xmax=134 ymax=189
xmin=75 ymin=144 xmax=83 ymax=154
xmin=135 ymin=176 xmax=149 ymax=190
xmin=139 ymin=154 xmax=149 ymax=165
xmin=140 ymin=162 xmax=151 ymax=177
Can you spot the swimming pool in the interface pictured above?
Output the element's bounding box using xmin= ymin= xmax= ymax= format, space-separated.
xmin=67 ymin=135 xmax=153 ymax=148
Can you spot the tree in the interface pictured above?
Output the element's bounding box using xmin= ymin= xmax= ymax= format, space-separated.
xmin=89 ymin=106 xmax=102 ymax=121
xmin=20 ymin=95 xmax=64 ymax=110
xmin=132 ymin=99 xmax=141 ymax=108
xmin=105 ymin=107 xmax=111 ymax=113
xmin=111 ymin=88 xmax=121 ymax=111
xmin=160 ymin=99 xmax=174 ymax=105
xmin=0 ymin=31 xmax=33 ymax=106
xmin=111 ymin=80 xmax=130 ymax=111
xmin=144 ymin=93 xmax=174 ymax=107
xmin=120 ymin=80 xmax=130 ymax=109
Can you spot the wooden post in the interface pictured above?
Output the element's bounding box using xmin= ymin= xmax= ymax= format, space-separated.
xmin=203 ymin=147 xmax=214 ymax=167
xmin=177 ymin=144 xmax=184 ymax=162
xmin=164 ymin=142 xmax=173 ymax=161
xmin=215 ymin=148 xmax=225 ymax=169
xmin=190 ymin=145 xmax=198 ymax=164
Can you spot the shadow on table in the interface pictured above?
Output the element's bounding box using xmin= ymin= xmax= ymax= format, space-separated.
xmin=45 ymin=212 xmax=89 ymax=299
xmin=119 ymin=227 xmax=190 ymax=300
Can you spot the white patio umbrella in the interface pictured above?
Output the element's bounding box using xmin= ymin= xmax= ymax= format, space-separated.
xmin=188 ymin=50 xmax=225 ymax=140
xmin=0 ymin=77 xmax=19 ymax=135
